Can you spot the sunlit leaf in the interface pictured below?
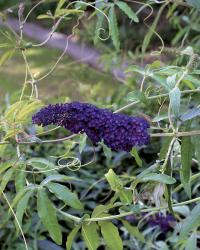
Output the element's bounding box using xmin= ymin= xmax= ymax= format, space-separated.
xmin=46 ymin=182 xmax=83 ymax=209
xmin=82 ymin=222 xmax=100 ymax=250
xmin=99 ymin=221 xmax=123 ymax=250
xmin=131 ymin=147 xmax=142 ymax=167
xmin=105 ymin=169 xmax=123 ymax=192
xmin=139 ymin=173 xmax=176 ymax=184
xmin=66 ymin=226 xmax=81 ymax=250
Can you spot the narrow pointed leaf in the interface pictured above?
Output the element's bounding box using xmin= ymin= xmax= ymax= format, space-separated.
xmin=169 ymin=87 xmax=181 ymax=118
xmin=181 ymin=136 xmax=193 ymax=183
xmin=82 ymin=222 xmax=100 ymax=250
xmin=15 ymin=190 xmax=34 ymax=233
xmin=116 ymin=1 xmax=139 ymax=22
xmin=179 ymin=203 xmax=200 ymax=239
xmin=66 ymin=226 xmax=81 ymax=250
xmin=99 ymin=221 xmax=123 ymax=250
xmin=37 ymin=188 xmax=62 ymax=245
xmin=46 ymin=182 xmax=83 ymax=209
xmin=109 ymin=6 xmax=120 ymax=51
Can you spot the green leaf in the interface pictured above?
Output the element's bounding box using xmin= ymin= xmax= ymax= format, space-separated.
xmin=37 ymin=14 xmax=54 ymax=20
xmin=82 ymin=222 xmax=100 ymax=250
xmin=119 ymin=189 xmax=132 ymax=205
xmin=100 ymin=142 xmax=112 ymax=162
xmin=37 ymin=188 xmax=62 ymax=245
xmin=46 ymin=182 xmax=83 ymax=209
xmin=66 ymin=226 xmax=81 ymax=250
xmin=27 ymin=158 xmax=56 ymax=176
xmin=180 ymin=171 xmax=191 ymax=198
xmin=181 ymin=136 xmax=193 ymax=183
xmin=142 ymin=4 xmax=165 ymax=54
xmin=105 ymin=169 xmax=123 ymax=192
xmin=179 ymin=203 xmax=200 ymax=239
xmin=0 ymin=161 xmax=12 ymax=174
xmin=131 ymin=147 xmax=142 ymax=167
xmin=99 ymin=221 xmax=123 ymax=250
xmin=55 ymin=9 xmax=84 ymax=17
xmin=166 ymin=74 xmax=176 ymax=89
xmin=186 ymin=0 xmax=200 ymax=9
xmin=14 ymin=165 xmax=26 ymax=192
xmin=180 ymin=108 xmax=200 ymax=122
xmin=94 ymin=13 xmax=104 ymax=45
xmin=0 ymin=49 xmax=15 ymax=66
xmin=185 ymin=233 xmax=197 ymax=250
xmin=0 ymin=168 xmax=14 ymax=192
xmin=41 ymin=174 xmax=80 ymax=185
xmin=92 ymin=205 xmax=109 ymax=218
xmin=56 ymin=0 xmax=66 ymax=11
xmin=79 ymin=133 xmax=87 ymax=153
xmin=126 ymin=91 xmax=147 ymax=104
xmin=122 ymin=220 xmax=145 ymax=242
xmin=116 ymin=1 xmax=139 ymax=22
xmin=169 ymin=87 xmax=181 ymax=118
xmin=139 ymin=173 xmax=176 ymax=184
xmin=109 ymin=6 xmax=120 ymax=51
xmin=159 ymin=137 xmax=173 ymax=160
xmin=15 ymin=190 xmax=34 ymax=234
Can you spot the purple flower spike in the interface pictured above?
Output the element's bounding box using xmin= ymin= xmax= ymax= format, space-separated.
xmin=32 ymin=102 xmax=150 ymax=152
xmin=148 ymin=213 xmax=176 ymax=233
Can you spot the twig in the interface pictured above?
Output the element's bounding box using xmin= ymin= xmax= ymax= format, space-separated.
xmin=59 ymin=196 xmax=200 ymax=223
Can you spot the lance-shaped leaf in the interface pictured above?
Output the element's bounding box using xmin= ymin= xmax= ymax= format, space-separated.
xmin=99 ymin=221 xmax=123 ymax=250
xmin=181 ymin=136 xmax=193 ymax=183
xmin=81 ymin=222 xmax=100 ymax=250
xmin=105 ymin=169 xmax=123 ymax=192
xmin=139 ymin=173 xmax=176 ymax=184
xmin=66 ymin=226 xmax=81 ymax=250
xmin=169 ymin=87 xmax=181 ymax=118
xmin=109 ymin=6 xmax=120 ymax=51
xmin=116 ymin=1 xmax=139 ymax=22
xmin=179 ymin=203 xmax=200 ymax=240
xmin=46 ymin=182 xmax=83 ymax=209
xmin=15 ymin=189 xmax=34 ymax=234
xmin=37 ymin=188 xmax=62 ymax=245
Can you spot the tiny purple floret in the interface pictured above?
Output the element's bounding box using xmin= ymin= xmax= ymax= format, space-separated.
xmin=148 ymin=213 xmax=176 ymax=233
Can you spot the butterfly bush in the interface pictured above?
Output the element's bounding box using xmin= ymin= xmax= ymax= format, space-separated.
xmin=32 ymin=102 xmax=150 ymax=151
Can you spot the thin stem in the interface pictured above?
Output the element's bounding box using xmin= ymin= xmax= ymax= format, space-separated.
xmin=1 ymin=130 xmax=200 ymax=146
xmin=115 ymin=88 xmax=200 ymax=113
xmin=59 ymin=196 xmax=200 ymax=223
xmin=17 ymin=134 xmax=77 ymax=144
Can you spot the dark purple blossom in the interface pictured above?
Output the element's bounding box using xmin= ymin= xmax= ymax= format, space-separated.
xmin=148 ymin=213 xmax=176 ymax=233
xmin=32 ymin=102 xmax=150 ymax=151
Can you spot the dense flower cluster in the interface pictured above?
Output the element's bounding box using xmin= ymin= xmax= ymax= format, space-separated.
xmin=32 ymin=102 xmax=150 ymax=151
xmin=148 ymin=214 xmax=175 ymax=233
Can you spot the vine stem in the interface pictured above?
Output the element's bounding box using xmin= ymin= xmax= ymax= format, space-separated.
xmin=114 ymin=88 xmax=200 ymax=113
xmin=59 ymin=196 xmax=200 ymax=223
xmin=1 ymin=128 xmax=200 ymax=146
